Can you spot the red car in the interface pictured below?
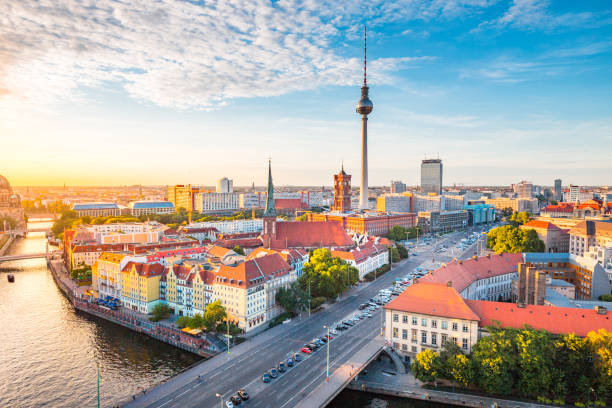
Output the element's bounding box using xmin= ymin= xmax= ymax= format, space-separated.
xmin=301 ymin=347 xmax=312 ymax=354
xmin=324 ymin=335 xmax=334 ymax=340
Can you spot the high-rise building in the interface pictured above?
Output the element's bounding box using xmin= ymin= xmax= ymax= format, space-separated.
xmin=167 ymin=185 xmax=204 ymax=212
xmin=554 ymin=179 xmax=562 ymax=202
xmin=420 ymin=159 xmax=442 ymax=195
xmin=515 ymin=180 xmax=533 ymax=198
xmin=356 ymin=27 xmax=373 ymax=210
xmin=332 ymin=165 xmax=351 ymax=213
xmin=390 ymin=180 xmax=406 ymax=194
xmin=216 ymin=177 xmax=233 ymax=193
xmin=569 ymin=184 xmax=580 ymax=203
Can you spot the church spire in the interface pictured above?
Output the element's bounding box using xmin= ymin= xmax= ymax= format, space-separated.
xmin=264 ymin=158 xmax=276 ymax=217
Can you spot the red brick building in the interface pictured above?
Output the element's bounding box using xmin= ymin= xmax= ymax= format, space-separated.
xmin=307 ymin=211 xmax=416 ymax=236
xmin=332 ymin=165 xmax=351 ymax=213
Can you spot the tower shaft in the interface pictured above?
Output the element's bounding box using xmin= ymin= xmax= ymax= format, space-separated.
xmin=359 ymin=116 xmax=368 ymax=210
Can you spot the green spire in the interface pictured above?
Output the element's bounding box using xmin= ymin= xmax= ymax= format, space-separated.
xmin=264 ymin=159 xmax=276 ymax=217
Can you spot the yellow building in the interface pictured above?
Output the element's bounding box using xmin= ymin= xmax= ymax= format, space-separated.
xmin=120 ymin=262 xmax=165 ymax=313
xmin=92 ymin=252 xmax=128 ymax=300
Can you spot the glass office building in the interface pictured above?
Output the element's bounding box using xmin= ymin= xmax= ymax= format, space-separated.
xmin=421 ymin=159 xmax=443 ymax=195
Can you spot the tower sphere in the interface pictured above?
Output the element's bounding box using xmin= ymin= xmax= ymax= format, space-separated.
xmin=356 ymin=95 xmax=373 ymax=115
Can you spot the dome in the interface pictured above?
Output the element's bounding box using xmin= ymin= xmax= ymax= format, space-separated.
xmin=356 ymin=97 xmax=373 ymax=115
xmin=0 ymin=175 xmax=11 ymax=191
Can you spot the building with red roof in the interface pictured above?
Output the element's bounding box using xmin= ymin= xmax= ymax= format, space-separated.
xmin=520 ymin=219 xmax=569 ymax=253
xmin=385 ymin=282 xmax=611 ymax=360
xmin=331 ymin=239 xmax=389 ymax=280
xmin=120 ymin=262 xmax=165 ymax=313
xmin=419 ymin=253 xmax=523 ymax=301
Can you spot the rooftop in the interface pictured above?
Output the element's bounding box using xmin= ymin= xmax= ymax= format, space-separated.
xmin=73 ymin=203 xmax=119 ymax=210
xmin=129 ymin=201 xmax=174 ymax=209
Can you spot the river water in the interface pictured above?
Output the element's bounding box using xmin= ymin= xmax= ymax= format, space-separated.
xmin=0 ymin=220 xmax=201 ymax=408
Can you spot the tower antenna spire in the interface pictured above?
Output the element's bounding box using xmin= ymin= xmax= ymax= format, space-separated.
xmin=363 ymin=26 xmax=367 ymax=86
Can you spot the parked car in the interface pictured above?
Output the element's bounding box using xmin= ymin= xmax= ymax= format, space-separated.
xmin=238 ymin=390 xmax=249 ymax=400
xmin=230 ymin=395 xmax=242 ymax=405
xmin=226 ymin=401 xmax=233 ymax=408
xmin=301 ymin=347 xmax=312 ymax=354
xmin=262 ymin=373 xmax=271 ymax=383
xmin=287 ymin=357 xmax=294 ymax=367
xmin=319 ymin=337 xmax=328 ymax=343
xmin=308 ymin=342 xmax=319 ymax=350
xmin=269 ymin=368 xmax=278 ymax=378
xmin=277 ymin=362 xmax=286 ymax=373
xmin=293 ymin=352 xmax=303 ymax=361
xmin=329 ymin=329 xmax=338 ymax=335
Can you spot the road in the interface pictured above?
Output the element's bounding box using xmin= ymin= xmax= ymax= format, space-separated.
xmin=127 ymin=229 xmax=483 ymax=408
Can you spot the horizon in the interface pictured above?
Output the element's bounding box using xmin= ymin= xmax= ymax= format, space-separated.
xmin=2 ymin=0 xmax=612 ymax=187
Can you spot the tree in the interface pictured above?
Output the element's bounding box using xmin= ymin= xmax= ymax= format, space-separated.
xmin=176 ymin=316 xmax=190 ymax=329
xmin=396 ymin=244 xmax=408 ymax=259
xmin=276 ymin=282 xmax=309 ymax=314
xmin=150 ymin=303 xmax=171 ymax=322
xmin=204 ymin=300 xmax=227 ymax=329
xmin=515 ymin=329 xmax=555 ymax=399
xmin=438 ymin=340 xmax=463 ymax=379
xmin=509 ymin=211 xmax=532 ymax=227
xmin=499 ymin=207 xmax=514 ymax=219
xmin=232 ymin=245 xmax=245 ymax=255
xmin=188 ymin=313 xmax=206 ymax=329
xmin=296 ymin=213 xmax=310 ymax=221
xmin=585 ymin=329 xmax=612 ymax=403
xmin=598 ymin=294 xmax=612 ymax=301
xmin=522 ymin=229 xmax=545 ymax=252
xmin=298 ymin=248 xmax=359 ymax=299
xmin=386 ymin=225 xmax=407 ymax=241
xmin=471 ymin=328 xmax=517 ymax=395
xmin=412 ymin=349 xmax=442 ymax=382
xmin=486 ymin=225 xmax=544 ymax=254
xmin=390 ymin=247 xmax=400 ymax=263
xmin=449 ymin=354 xmax=474 ymax=387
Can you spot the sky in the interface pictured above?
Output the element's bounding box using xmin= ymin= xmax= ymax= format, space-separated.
xmin=1 ymin=0 xmax=611 ymax=187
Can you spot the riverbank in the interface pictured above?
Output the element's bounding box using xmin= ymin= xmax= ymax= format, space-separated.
xmin=46 ymin=259 xmax=219 ymax=358
xmin=0 ymin=234 xmax=16 ymax=256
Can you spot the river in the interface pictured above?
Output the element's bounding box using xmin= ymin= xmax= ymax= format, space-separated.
xmin=0 ymin=220 xmax=201 ymax=408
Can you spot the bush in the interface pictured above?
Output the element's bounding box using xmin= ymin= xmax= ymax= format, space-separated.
xmin=216 ymin=322 xmax=242 ymax=336
xmin=310 ymin=296 xmax=326 ymax=310
xmin=150 ymin=303 xmax=172 ymax=322
xmin=176 ymin=316 xmax=190 ymax=329
xmin=364 ymin=264 xmax=392 ymax=281
xmin=397 ymin=244 xmax=408 ymax=259
xmin=269 ymin=312 xmax=293 ymax=328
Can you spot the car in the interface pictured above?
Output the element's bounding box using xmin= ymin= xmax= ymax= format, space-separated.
xmin=287 ymin=357 xmax=294 ymax=367
xmin=230 ymin=395 xmax=242 ymax=405
xmin=329 ymin=329 xmax=338 ymax=335
xmin=301 ymin=347 xmax=312 ymax=354
xmin=324 ymin=334 xmax=334 ymax=340
xmin=319 ymin=336 xmax=328 ymax=343
xmin=278 ymin=362 xmax=286 ymax=372
xmin=342 ymin=320 xmax=354 ymax=326
xmin=238 ymin=390 xmax=249 ymax=400
xmin=293 ymin=352 xmax=302 ymax=362
xmin=363 ymin=312 xmax=372 ymax=318
xmin=269 ymin=368 xmax=278 ymax=378
xmin=226 ymin=401 xmax=233 ymax=408
xmin=262 ymin=373 xmax=271 ymax=383
xmin=308 ymin=342 xmax=318 ymax=350
xmin=358 ymin=304 xmax=367 ymax=310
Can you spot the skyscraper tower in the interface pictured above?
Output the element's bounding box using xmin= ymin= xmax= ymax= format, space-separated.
xmin=356 ymin=26 xmax=373 ymax=210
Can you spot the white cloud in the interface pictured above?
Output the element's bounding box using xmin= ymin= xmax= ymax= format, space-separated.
xmin=0 ymin=0 xmax=498 ymax=110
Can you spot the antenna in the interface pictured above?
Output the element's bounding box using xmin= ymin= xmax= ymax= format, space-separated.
xmin=363 ymin=26 xmax=367 ymax=86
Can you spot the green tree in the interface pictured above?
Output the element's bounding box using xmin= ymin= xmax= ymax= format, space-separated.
xmin=598 ymin=294 xmax=612 ymax=301
xmin=522 ymin=229 xmax=545 ymax=252
xmin=471 ymin=328 xmax=517 ymax=395
xmin=552 ymin=333 xmax=593 ymax=402
xmin=396 ymin=244 xmax=408 ymax=259
xmin=188 ymin=313 xmax=206 ymax=329
xmin=586 ymin=329 xmax=612 ymax=403
xmin=276 ymin=282 xmax=309 ymax=314
xmin=438 ymin=340 xmax=464 ymax=379
xmin=412 ymin=349 xmax=442 ymax=382
xmin=487 ymin=225 xmax=545 ymax=254
xmin=500 ymin=207 xmax=514 ymax=219
xmin=386 ymin=225 xmax=407 ymax=241
xmin=296 ymin=213 xmax=310 ymax=221
xmin=449 ymin=354 xmax=475 ymax=387
xmin=406 ymin=226 xmax=423 ymax=239
xmin=204 ymin=300 xmax=227 ymax=329
xmin=515 ymin=329 xmax=555 ymax=398
xmin=232 ymin=245 xmax=245 ymax=255
xmin=509 ymin=211 xmax=532 ymax=227
xmin=390 ymin=247 xmax=400 ymax=262
xmin=150 ymin=303 xmax=172 ymax=322
xmin=176 ymin=316 xmax=190 ymax=329
xmin=298 ymin=248 xmax=359 ymax=299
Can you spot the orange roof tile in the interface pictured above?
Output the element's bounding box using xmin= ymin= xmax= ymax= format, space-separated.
xmin=419 ymin=253 xmax=523 ymax=293
xmin=216 ymin=253 xmax=291 ymax=288
xmin=465 ymin=300 xmax=612 ymax=336
xmin=267 ymin=221 xmax=353 ymax=250
xmin=385 ymin=282 xmax=480 ymax=321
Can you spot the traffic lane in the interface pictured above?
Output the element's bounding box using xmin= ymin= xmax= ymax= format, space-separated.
xmin=141 ymin=262 xmax=412 ymax=408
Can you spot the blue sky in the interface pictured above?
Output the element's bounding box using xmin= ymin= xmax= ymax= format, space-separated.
xmin=1 ymin=0 xmax=611 ymax=187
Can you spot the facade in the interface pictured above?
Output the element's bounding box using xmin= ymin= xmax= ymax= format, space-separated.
xmin=376 ymin=194 xmax=411 ymax=213
xmin=331 ymin=166 xmax=352 ymax=213
xmin=420 ymin=253 xmax=523 ymax=301
xmin=390 ymin=181 xmax=406 ymax=194
xmin=92 ymin=252 xmax=130 ymax=300
xmin=514 ymin=180 xmax=533 ymax=198
xmin=128 ymin=201 xmax=174 ymax=216
xmin=239 ymin=192 xmax=266 ymax=209
xmin=72 ymin=203 xmax=122 ymax=217
xmin=216 ymin=178 xmax=233 ymax=194
xmin=331 ymin=240 xmax=389 ymax=280
xmin=308 ymin=211 xmax=417 ymax=236
xmin=485 ymin=197 xmax=539 ymax=213
xmin=189 ymin=219 xmax=263 ymax=234
xmin=120 ymin=262 xmax=164 ymax=313
xmin=167 ymin=185 xmax=204 ymax=211
xmin=522 ymin=252 xmax=612 ymax=300
xmin=414 ymin=193 xmax=442 ymax=212
xmin=177 ymin=226 xmax=218 ymax=242
xmin=417 ymin=210 xmax=468 ymax=233
xmin=520 ymin=220 xmax=569 ymax=253
xmin=0 ymin=174 xmax=25 ymax=230
xmin=569 ymin=220 xmax=612 ymax=257
xmin=248 ymin=247 xmax=309 ymax=277
xmin=195 ymin=192 xmax=240 ymax=213
xmin=462 ymin=204 xmax=496 ymax=225
xmin=421 ymin=159 xmax=443 ymax=195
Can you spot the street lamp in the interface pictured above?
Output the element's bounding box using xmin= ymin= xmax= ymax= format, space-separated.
xmin=323 ymin=325 xmax=330 ymax=381
xmin=215 ymin=393 xmax=223 ymax=408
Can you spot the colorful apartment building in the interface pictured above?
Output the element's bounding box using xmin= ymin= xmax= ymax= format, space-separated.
xmin=331 ymin=240 xmax=389 ymax=280
xmin=120 ymin=262 xmax=165 ymax=313
xmin=92 ymin=252 xmax=129 ymax=300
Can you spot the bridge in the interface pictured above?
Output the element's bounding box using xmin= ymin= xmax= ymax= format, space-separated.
xmin=2 ymin=227 xmax=52 ymax=235
xmin=0 ymin=253 xmax=48 ymax=262
xmin=123 ymin=256 xmax=418 ymax=408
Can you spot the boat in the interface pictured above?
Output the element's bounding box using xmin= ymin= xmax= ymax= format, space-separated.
xmin=7 ymin=274 xmax=15 ymax=282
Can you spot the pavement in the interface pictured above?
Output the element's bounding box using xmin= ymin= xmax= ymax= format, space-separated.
xmin=123 ymin=229 xmax=486 ymax=408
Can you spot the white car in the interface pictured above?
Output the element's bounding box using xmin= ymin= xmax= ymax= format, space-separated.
xmin=226 ymin=401 xmax=233 ymax=408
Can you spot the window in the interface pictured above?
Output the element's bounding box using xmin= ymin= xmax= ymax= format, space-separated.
xmin=462 ymin=324 xmax=469 ymax=333
xmin=452 ymin=336 xmax=458 ymax=345
xmin=402 ymin=315 xmax=408 ymax=324
xmin=411 ymin=346 xmax=417 ymax=352
xmin=462 ymin=339 xmax=468 ymax=350
xmin=393 ymin=314 xmax=399 ymax=322
xmin=421 ymin=331 xmax=427 ymax=344
xmin=393 ymin=328 xmax=398 ymax=338
xmin=431 ymin=320 xmax=437 ymax=329
xmin=402 ymin=329 xmax=408 ymax=340
xmin=412 ymin=316 xmax=417 ymax=325
xmin=402 ymin=344 xmax=408 ymax=351
xmin=393 ymin=342 xmax=399 ymax=349
xmin=452 ymin=322 xmax=458 ymax=331
xmin=431 ymin=333 xmax=437 ymax=346
xmin=412 ymin=329 xmax=418 ymax=343
xmin=441 ymin=320 xmax=448 ymax=330
xmin=421 ymin=318 xmax=427 ymax=327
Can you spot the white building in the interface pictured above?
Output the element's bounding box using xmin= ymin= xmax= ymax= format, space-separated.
xmin=190 ymin=219 xmax=263 ymax=234
xmin=377 ymin=193 xmax=411 ymax=212
xmin=217 ymin=178 xmax=233 ymax=194
xmin=128 ymin=201 xmax=175 ymax=216
xmin=240 ymin=192 xmax=266 ymax=209
xmin=331 ymin=242 xmax=389 ymax=281
xmin=195 ymin=192 xmax=240 ymax=213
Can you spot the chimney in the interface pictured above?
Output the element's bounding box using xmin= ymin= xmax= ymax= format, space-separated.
xmin=595 ymin=306 xmax=607 ymax=315
xmin=447 ymin=281 xmax=452 ymax=287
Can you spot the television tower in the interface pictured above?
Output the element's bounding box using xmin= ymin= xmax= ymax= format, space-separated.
xmin=356 ymin=26 xmax=373 ymax=210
